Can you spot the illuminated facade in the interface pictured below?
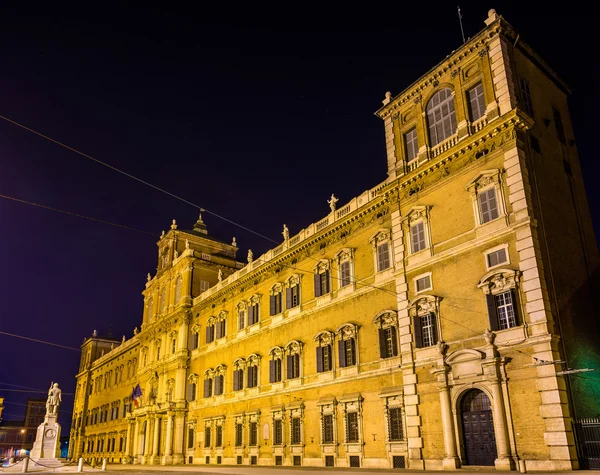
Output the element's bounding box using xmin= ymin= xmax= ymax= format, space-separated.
xmin=70 ymin=9 xmax=599 ymax=470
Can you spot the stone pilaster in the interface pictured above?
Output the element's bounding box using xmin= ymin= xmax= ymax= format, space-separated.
xmin=172 ymin=413 xmax=185 ymax=464
xmin=487 ymin=36 xmax=517 ymax=117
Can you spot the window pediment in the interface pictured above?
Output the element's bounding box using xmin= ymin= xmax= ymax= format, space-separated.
xmin=285 ymin=340 xmax=303 ymax=355
xmin=270 ymin=283 xmax=284 ymax=295
xmin=335 ymin=248 xmax=354 ymax=262
xmin=247 ymin=353 xmax=261 ymax=365
xmin=218 ymin=310 xmax=228 ymax=320
xmin=314 ymin=330 xmax=334 ymax=346
xmin=408 ymin=295 xmax=442 ymax=317
xmin=373 ymin=310 xmax=398 ymax=329
xmin=465 ymin=169 xmax=502 ymax=194
xmin=286 ymin=274 xmax=301 ymax=287
xmin=233 ymin=357 xmax=246 ymax=369
xmin=188 ymin=373 xmax=199 ymax=383
xmin=268 ymin=346 xmax=284 ymax=359
xmin=477 ymin=268 xmax=520 ymax=295
xmin=204 ymin=368 xmax=214 ymax=378
xmin=249 ymin=294 xmax=262 ymax=304
xmin=402 ymin=205 xmax=431 ymax=225
xmin=369 ymin=229 xmax=391 ymax=248
xmin=236 ymin=301 xmax=248 ymax=311
xmin=314 ymin=259 xmax=330 ymax=273
xmin=215 ymin=364 xmax=227 ymax=375
xmin=336 ymin=322 xmax=360 ymax=339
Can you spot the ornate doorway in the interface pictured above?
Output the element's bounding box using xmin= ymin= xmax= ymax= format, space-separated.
xmin=461 ymin=389 xmax=497 ymax=466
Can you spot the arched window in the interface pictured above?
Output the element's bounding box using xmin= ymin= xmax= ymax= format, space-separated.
xmin=175 ymin=275 xmax=182 ymax=305
xmin=426 ymin=88 xmax=457 ymax=146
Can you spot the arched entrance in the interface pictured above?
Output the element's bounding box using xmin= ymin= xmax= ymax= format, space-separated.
xmin=460 ymin=389 xmax=497 ymax=466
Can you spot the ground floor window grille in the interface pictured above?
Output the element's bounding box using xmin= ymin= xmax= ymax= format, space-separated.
xmin=291 ymin=418 xmax=302 ymax=444
xmin=388 ymin=407 xmax=403 ymax=441
xmin=293 ymin=455 xmax=302 ymax=466
xmin=392 ymin=456 xmax=405 ymax=468
xmin=250 ymin=456 xmax=257 ymax=465
xmin=237 ymin=456 xmax=242 ymax=465
xmin=346 ymin=412 xmax=359 ymax=443
xmin=275 ymin=456 xmax=283 ymax=465
xmin=274 ymin=419 xmax=283 ymax=445
xmin=349 ymin=456 xmax=360 ymax=467
xmin=325 ymin=455 xmax=335 ymax=467
xmin=322 ymin=414 xmax=334 ymax=443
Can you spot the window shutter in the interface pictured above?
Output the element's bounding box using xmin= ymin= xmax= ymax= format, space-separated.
xmin=350 ymin=338 xmax=357 ymax=365
xmin=269 ymin=360 xmax=275 ymax=383
xmin=314 ymin=273 xmax=321 ymax=298
xmin=324 ymin=270 xmax=330 ymax=293
xmin=187 ymin=383 xmax=192 ymax=401
xmin=286 ymin=287 xmax=292 ymax=309
xmin=286 ymin=355 xmax=293 ymax=379
xmin=378 ymin=328 xmax=387 ymax=358
xmin=316 ymin=346 xmax=324 ymax=372
xmin=510 ymin=289 xmax=519 ymax=325
xmin=430 ymin=314 xmax=438 ymax=345
xmin=413 ymin=317 xmax=424 ymax=349
xmin=391 ymin=327 xmax=398 ymax=356
xmin=486 ymin=294 xmax=500 ymax=331
xmin=338 ymin=339 xmax=347 ymax=367
xmin=270 ymin=295 xmax=276 ymax=316
xmin=206 ymin=327 xmax=211 ymax=343
xmin=238 ymin=370 xmax=244 ymax=390
xmin=248 ymin=305 xmax=254 ymax=324
xmin=204 ymin=379 xmax=209 ymax=398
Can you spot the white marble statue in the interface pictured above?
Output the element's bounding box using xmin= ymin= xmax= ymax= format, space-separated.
xmin=185 ymin=239 xmax=190 ymax=249
xmin=247 ymin=249 xmax=254 ymax=263
xmin=171 ymin=219 xmax=177 ymax=230
xmin=218 ymin=269 xmax=223 ymax=282
xmin=282 ymin=224 xmax=289 ymax=241
xmin=328 ymin=193 xmax=339 ymax=212
xmin=46 ymin=383 xmax=62 ymax=417
xmin=147 ymin=273 xmax=151 ymax=282
xmin=232 ymin=237 xmax=237 ymax=247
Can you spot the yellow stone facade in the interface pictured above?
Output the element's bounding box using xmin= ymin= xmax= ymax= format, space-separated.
xmin=70 ymin=10 xmax=599 ymax=471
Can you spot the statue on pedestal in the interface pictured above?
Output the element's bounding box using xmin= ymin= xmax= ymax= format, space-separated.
xmin=328 ymin=193 xmax=339 ymax=212
xmin=46 ymin=383 xmax=62 ymax=417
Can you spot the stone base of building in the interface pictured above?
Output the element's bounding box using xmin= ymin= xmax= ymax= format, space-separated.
xmin=160 ymin=455 xmax=173 ymax=465
xmin=442 ymin=457 xmax=461 ymax=470
xmin=494 ymin=457 xmax=514 ymax=471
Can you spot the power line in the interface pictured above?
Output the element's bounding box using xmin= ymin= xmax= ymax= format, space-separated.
xmin=0 ymin=382 xmax=42 ymax=391
xmin=0 ymin=114 xmax=277 ymax=244
xmin=0 ymin=388 xmax=74 ymax=395
xmin=0 ymin=331 xmax=80 ymax=352
xmin=0 ymin=193 xmax=156 ymax=236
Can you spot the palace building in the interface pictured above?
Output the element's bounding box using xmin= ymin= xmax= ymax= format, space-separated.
xmin=69 ymin=9 xmax=600 ymax=470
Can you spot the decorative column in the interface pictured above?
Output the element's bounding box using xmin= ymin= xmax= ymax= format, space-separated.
xmin=132 ymin=419 xmax=139 ymax=463
xmin=489 ymin=376 xmax=512 ymax=470
xmin=124 ymin=423 xmax=132 ymax=463
xmin=432 ymin=342 xmax=460 ymax=470
xmin=143 ymin=418 xmax=153 ymax=463
xmin=182 ymin=266 xmax=193 ymax=305
xmin=172 ymin=413 xmax=185 ymax=464
xmin=152 ymin=416 xmax=161 ymax=463
xmin=163 ymin=413 xmax=174 ymax=465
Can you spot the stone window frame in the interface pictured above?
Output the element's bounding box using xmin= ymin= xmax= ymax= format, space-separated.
xmin=247 ymin=410 xmax=261 ymax=447
xmin=246 ymin=353 xmax=261 ymax=389
xmin=187 ymin=420 xmax=197 ymax=450
xmin=379 ymin=387 xmax=406 ymax=444
xmin=154 ymin=339 xmax=162 ymax=361
xmin=314 ymin=330 xmax=335 ymax=373
xmin=477 ymin=268 xmax=522 ymax=331
xmin=174 ymin=274 xmax=183 ymax=305
xmin=317 ymin=398 xmax=338 ymax=446
xmin=335 ymin=323 xmax=360 ymax=369
xmin=484 ymin=243 xmax=510 ymax=271
xmin=339 ymin=393 xmax=364 ymax=448
xmin=369 ymin=229 xmax=394 ymax=273
xmin=465 ymin=169 xmax=507 ymax=227
xmin=232 ymin=357 xmax=246 ymax=391
xmin=236 ymin=301 xmax=247 ymax=331
xmin=233 ymin=413 xmax=245 ymax=448
xmin=402 ymin=206 xmax=433 ymax=257
xmin=213 ymin=364 xmax=226 ymax=396
xmin=203 ymin=368 xmax=214 ymax=398
xmin=271 ymin=405 xmax=286 ymax=447
xmin=285 ymin=274 xmax=302 ymax=310
xmin=169 ymin=331 xmax=178 ymax=354
xmin=190 ymin=324 xmax=201 ymax=350
xmin=187 ymin=373 xmax=199 ymax=403
xmin=248 ymin=294 xmax=262 ymax=326
xmin=284 ymin=340 xmax=304 ymax=381
xmin=335 ymin=248 xmax=355 ymax=290
xmin=372 ymin=310 xmax=399 ymax=359
xmin=408 ymin=295 xmax=442 ymax=349
xmin=313 ymin=259 xmax=332 ymax=297
xmin=268 ymin=346 xmax=284 ymax=383
xmin=270 ymin=283 xmax=284 ymax=316
xmin=413 ymin=272 xmax=433 ymax=295
xmin=425 ymin=87 xmax=458 ymax=147
xmin=203 ymin=419 xmax=213 ymax=448
xmin=288 ymin=402 xmax=305 ymax=446
xmin=214 ymin=416 xmax=225 ymax=447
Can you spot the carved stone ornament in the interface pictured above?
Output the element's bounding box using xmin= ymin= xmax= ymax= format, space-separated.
xmin=483 ymin=328 xmax=496 ymax=346
xmin=373 ymin=310 xmax=398 ymax=329
xmin=336 ymin=248 xmax=353 ymax=262
xmin=314 ymin=331 xmax=334 ymax=346
xmin=185 ymin=239 xmax=190 ymax=249
xmin=247 ymin=353 xmax=261 ymax=365
xmin=339 ymin=324 xmax=357 ymax=339
xmin=465 ymin=169 xmax=502 ymax=196
xmin=234 ymin=358 xmax=246 ymax=370
xmin=369 ymin=229 xmax=391 ymax=249
xmin=269 ymin=346 xmax=283 ymax=359
xmin=413 ymin=95 xmax=422 ymax=104
xmin=436 ymin=340 xmax=449 ymax=357
xmin=286 ymin=340 xmax=303 ymax=356
xmin=409 ymin=295 xmax=442 ymax=318
xmin=477 ymin=269 xmax=520 ymax=295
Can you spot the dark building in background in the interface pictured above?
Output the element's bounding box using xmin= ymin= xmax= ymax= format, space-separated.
xmin=0 ymin=399 xmax=45 ymax=460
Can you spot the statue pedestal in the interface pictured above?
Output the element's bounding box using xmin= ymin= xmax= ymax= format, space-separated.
xmin=30 ymin=414 xmax=61 ymax=460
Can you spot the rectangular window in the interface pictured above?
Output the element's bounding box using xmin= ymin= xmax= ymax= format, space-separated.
xmin=204 ymin=379 xmax=212 ymax=398
xmin=404 ymin=127 xmax=419 ymax=162
xmin=467 ymin=82 xmax=486 ymax=122
xmin=270 ymin=292 xmax=282 ymax=315
xmin=316 ymin=344 xmax=332 ymax=372
xmin=421 ymin=313 xmax=436 ymax=348
xmin=520 ymin=79 xmax=534 ymax=117
xmin=291 ymin=418 xmax=301 ymax=444
xmin=214 ymin=375 xmax=224 ymax=395
xmin=553 ymin=107 xmax=566 ymax=144
xmin=233 ymin=369 xmax=244 ymax=391
xmin=340 ymin=261 xmax=352 ymax=287
xmin=249 ymin=421 xmax=258 ymax=446
xmin=205 ymin=426 xmax=211 ymax=447
xmin=322 ymin=414 xmax=334 ymax=443
xmin=187 ymin=382 xmax=197 ymax=402
xmin=235 ymin=423 xmax=243 ymax=447
xmin=415 ymin=274 xmax=432 ymax=293
xmin=200 ymin=280 xmax=210 ymax=292
xmin=187 ymin=427 xmax=195 ymax=449
xmin=487 ymin=248 xmax=508 ymax=268
xmin=314 ymin=270 xmax=330 ymax=296
xmin=495 ymin=291 xmax=518 ymax=329
xmin=171 ymin=339 xmax=177 ymax=354
xmin=286 ymin=353 xmax=300 ymax=379
xmin=274 ymin=419 xmax=283 ymax=445
xmin=346 ymin=412 xmax=359 ymax=443
xmin=411 ymin=222 xmax=426 ymax=253
xmin=206 ymin=325 xmax=215 ymax=344
xmin=377 ymin=242 xmax=391 ymax=271
xmin=248 ymin=303 xmax=259 ymax=325
xmin=247 ymin=366 xmax=258 ymax=388
xmin=478 ymin=188 xmax=499 ymax=223
xmin=216 ymin=320 xmax=226 ymax=339
xmin=270 ymin=358 xmax=282 ymax=383
xmin=216 ymin=425 xmax=223 ymax=447
xmin=338 ymin=338 xmax=356 ymax=367
xmin=379 ymin=327 xmax=398 ymax=358
xmin=238 ymin=311 xmax=245 ymax=330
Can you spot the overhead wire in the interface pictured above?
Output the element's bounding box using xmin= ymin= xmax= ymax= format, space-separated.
xmin=0 ymin=331 xmax=81 ymax=352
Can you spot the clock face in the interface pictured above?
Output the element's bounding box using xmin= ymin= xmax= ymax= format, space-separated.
xmin=45 ymin=429 xmax=56 ymax=439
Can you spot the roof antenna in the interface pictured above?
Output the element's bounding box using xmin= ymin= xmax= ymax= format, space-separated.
xmin=457 ymin=6 xmax=466 ymax=43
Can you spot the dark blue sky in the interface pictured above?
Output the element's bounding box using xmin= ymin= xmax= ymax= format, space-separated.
xmin=0 ymin=3 xmax=598 ymax=428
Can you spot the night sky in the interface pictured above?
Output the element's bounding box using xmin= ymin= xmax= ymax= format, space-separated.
xmin=1 ymin=4 xmax=598 ymax=429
